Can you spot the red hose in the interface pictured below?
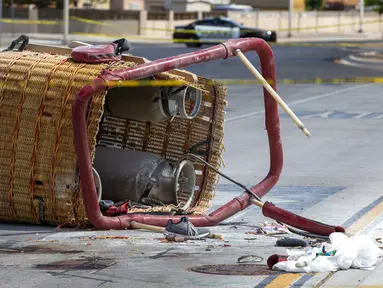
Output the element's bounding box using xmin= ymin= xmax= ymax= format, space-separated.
xmin=72 ymin=38 xmax=344 ymax=235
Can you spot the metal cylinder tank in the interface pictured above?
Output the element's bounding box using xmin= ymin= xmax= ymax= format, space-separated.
xmin=104 ymin=76 xmax=202 ymax=122
xmin=93 ymin=146 xmax=196 ymax=209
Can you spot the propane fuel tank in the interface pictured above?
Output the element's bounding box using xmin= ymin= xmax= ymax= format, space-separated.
xmin=93 ymin=146 xmax=196 ymax=209
xmin=104 ymin=76 xmax=202 ymax=122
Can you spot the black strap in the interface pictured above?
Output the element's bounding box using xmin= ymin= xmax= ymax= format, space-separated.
xmin=3 ymin=35 xmax=29 ymax=52
xmin=112 ymin=38 xmax=131 ymax=56
xmin=187 ymin=140 xmax=209 ymax=156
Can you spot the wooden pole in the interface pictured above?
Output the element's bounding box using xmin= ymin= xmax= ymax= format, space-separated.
xmin=234 ymin=49 xmax=311 ymax=137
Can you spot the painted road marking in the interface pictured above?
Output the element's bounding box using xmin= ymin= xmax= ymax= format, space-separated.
xmin=346 ymin=198 xmax=383 ymax=236
xmin=279 ymin=110 xmax=383 ymax=120
xmin=225 ymin=84 xmax=373 ymax=123
xmin=264 ymin=273 xmax=302 ymax=288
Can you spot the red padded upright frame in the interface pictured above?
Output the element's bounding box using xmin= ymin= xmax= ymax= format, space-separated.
xmin=72 ymin=38 xmax=345 ymax=236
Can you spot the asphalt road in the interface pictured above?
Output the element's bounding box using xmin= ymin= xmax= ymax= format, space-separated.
xmin=128 ymin=43 xmax=383 ymax=79
xmin=0 ymin=43 xmax=383 ymax=287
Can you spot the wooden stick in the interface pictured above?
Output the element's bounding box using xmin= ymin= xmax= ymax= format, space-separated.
xmin=130 ymin=221 xmax=165 ymax=233
xmin=68 ymin=40 xmax=91 ymax=48
xmin=234 ymin=49 xmax=311 ymax=138
xmin=249 ymin=198 xmax=264 ymax=208
xmin=25 ymin=43 xmax=72 ymax=55
xmin=129 ymin=221 xmax=224 ymax=240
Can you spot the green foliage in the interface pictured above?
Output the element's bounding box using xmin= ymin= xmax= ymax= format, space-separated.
xmin=305 ymin=0 xmax=324 ymax=10
xmin=365 ymin=0 xmax=383 ymax=14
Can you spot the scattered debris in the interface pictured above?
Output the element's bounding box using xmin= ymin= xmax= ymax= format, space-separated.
xmin=267 ymin=254 xmax=289 ymax=269
xmin=207 ymin=233 xmax=224 ymax=240
xmin=165 ymin=234 xmax=188 ymax=242
xmin=79 ymin=235 xmax=130 ymax=241
xmin=244 ymin=237 xmax=257 ymax=241
xmin=276 ymin=238 xmax=309 ymax=248
xmin=237 ymin=255 xmax=263 ymax=263
xmin=206 ymin=245 xmax=214 ymax=251
xmin=155 ymin=236 xmax=190 ymax=243
xmin=271 ymin=232 xmax=383 ymax=273
xmin=247 ymin=221 xmax=290 ymax=235
xmin=221 ymin=244 xmax=231 ymax=248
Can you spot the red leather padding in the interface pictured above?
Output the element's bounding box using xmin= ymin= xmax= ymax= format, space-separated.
xmin=71 ymin=42 xmax=122 ymax=63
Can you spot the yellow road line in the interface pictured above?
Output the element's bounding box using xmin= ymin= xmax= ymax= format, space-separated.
xmin=265 ymin=273 xmax=302 ymax=288
xmin=346 ymin=200 xmax=383 ymax=235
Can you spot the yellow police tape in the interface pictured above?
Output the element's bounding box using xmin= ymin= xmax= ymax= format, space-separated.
xmin=69 ymin=16 xmax=383 ymax=34
xmin=1 ymin=16 xmax=382 ymax=35
xmin=103 ymin=77 xmax=383 ymax=88
xmin=144 ymin=19 xmax=383 ymax=34
xmin=0 ymin=18 xmax=58 ymax=25
xmin=69 ymin=16 xmax=114 ymax=26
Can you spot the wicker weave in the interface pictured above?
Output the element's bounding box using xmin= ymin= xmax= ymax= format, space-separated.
xmin=0 ymin=48 xmax=226 ymax=227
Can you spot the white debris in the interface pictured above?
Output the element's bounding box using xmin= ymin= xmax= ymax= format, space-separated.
xmin=272 ymin=232 xmax=383 ymax=273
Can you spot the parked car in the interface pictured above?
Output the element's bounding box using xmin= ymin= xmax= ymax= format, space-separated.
xmin=173 ymin=16 xmax=277 ymax=47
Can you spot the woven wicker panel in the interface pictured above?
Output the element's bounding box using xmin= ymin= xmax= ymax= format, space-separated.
xmin=0 ymin=50 xmax=108 ymax=226
xmin=0 ymin=49 xmax=226 ymax=227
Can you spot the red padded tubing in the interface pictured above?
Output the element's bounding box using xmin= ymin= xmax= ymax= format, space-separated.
xmin=263 ymin=202 xmax=346 ymax=236
xmin=72 ymin=38 xmax=344 ymax=235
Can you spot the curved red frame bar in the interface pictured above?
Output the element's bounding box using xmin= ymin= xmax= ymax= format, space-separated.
xmin=72 ymin=38 xmax=345 ymax=235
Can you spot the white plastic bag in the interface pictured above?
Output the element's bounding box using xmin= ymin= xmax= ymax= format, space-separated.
xmin=329 ymin=232 xmax=358 ymax=270
xmin=271 ymin=232 xmax=383 ymax=273
xmin=351 ymin=234 xmax=383 ymax=269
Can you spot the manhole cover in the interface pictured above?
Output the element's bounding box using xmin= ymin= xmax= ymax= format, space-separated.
xmin=189 ymin=264 xmax=281 ymax=276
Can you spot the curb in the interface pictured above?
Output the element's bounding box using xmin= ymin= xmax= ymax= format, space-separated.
xmin=336 ymin=58 xmax=383 ymax=69
xmin=336 ymin=50 xmax=383 ymax=70
xmin=349 ymin=54 xmax=383 ymax=63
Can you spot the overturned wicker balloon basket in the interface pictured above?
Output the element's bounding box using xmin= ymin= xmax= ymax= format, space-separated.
xmin=0 ymin=36 xmax=346 ymax=236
